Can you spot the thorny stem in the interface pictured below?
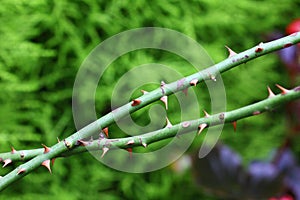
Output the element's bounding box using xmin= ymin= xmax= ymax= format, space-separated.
xmin=1 ymin=86 xmax=300 ymax=162
xmin=0 ymin=32 xmax=300 ymax=191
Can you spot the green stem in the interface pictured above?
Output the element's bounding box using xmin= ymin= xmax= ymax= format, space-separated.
xmin=0 ymin=32 xmax=300 ymax=191
xmin=1 ymin=86 xmax=300 ymax=162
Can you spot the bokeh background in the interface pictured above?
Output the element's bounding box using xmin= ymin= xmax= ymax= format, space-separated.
xmin=0 ymin=0 xmax=300 ymax=199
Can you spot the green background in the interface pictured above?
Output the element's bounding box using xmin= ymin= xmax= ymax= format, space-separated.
xmin=0 ymin=0 xmax=299 ymax=199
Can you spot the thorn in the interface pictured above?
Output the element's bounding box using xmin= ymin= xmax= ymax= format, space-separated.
xmin=253 ymin=111 xmax=261 ymax=115
xmin=11 ymin=146 xmax=17 ymax=154
xmin=126 ymin=148 xmax=133 ymax=159
xmin=139 ymin=138 xmax=147 ymax=148
xmin=102 ymin=127 xmax=109 ymax=138
xmin=57 ymin=137 xmax=61 ymax=143
xmin=232 ymin=121 xmax=237 ymax=132
xmin=182 ymin=121 xmax=191 ymax=128
xmin=142 ymin=142 xmax=147 ymax=148
xmin=225 ymin=45 xmax=237 ymax=57
xmin=182 ymin=88 xmax=188 ymax=96
xmin=267 ymin=86 xmax=276 ymax=98
xmin=276 ymin=84 xmax=290 ymax=95
xmin=101 ymin=147 xmax=109 ymax=158
xmin=3 ymin=159 xmax=12 ymax=168
xmin=203 ymin=110 xmax=210 ymax=118
xmin=77 ymin=140 xmax=89 ymax=146
xmin=51 ymin=158 xmax=56 ymax=166
xmin=165 ymin=117 xmax=173 ymax=128
xmin=160 ymin=96 xmax=168 ymax=110
xmin=17 ymin=168 xmax=26 ymax=175
xmin=198 ymin=124 xmax=207 ymax=135
xmin=131 ymin=99 xmax=141 ymax=106
xmin=64 ymin=140 xmax=72 ymax=149
xmin=126 ymin=140 xmax=135 ymax=145
xmin=284 ymin=43 xmax=293 ymax=48
xmin=189 ymin=79 xmax=198 ymax=86
xmin=42 ymin=144 xmax=51 ymax=153
xmin=41 ymin=160 xmax=52 ymax=174
xmin=255 ymin=47 xmax=263 ymax=53
xmin=210 ymin=74 xmax=216 ymax=82
xmin=141 ymin=90 xmax=148 ymax=95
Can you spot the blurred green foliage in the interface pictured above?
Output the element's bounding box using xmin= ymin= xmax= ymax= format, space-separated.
xmin=0 ymin=0 xmax=299 ymax=199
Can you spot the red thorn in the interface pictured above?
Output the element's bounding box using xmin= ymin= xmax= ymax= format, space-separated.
xmin=232 ymin=121 xmax=237 ymax=132
xmin=102 ymin=127 xmax=109 ymax=138
xmin=203 ymin=110 xmax=210 ymax=118
xmin=160 ymin=81 xmax=166 ymax=87
xmin=131 ymin=99 xmax=141 ymax=106
xmin=160 ymin=96 xmax=168 ymax=110
xmin=126 ymin=140 xmax=135 ymax=145
xmin=267 ymin=86 xmax=276 ymax=98
xmin=101 ymin=147 xmax=109 ymax=158
xmin=17 ymin=168 xmax=26 ymax=175
xmin=189 ymin=79 xmax=198 ymax=86
xmin=42 ymin=144 xmax=51 ymax=154
xmin=51 ymin=158 xmax=56 ymax=166
xmin=77 ymin=140 xmax=89 ymax=146
xmin=126 ymin=148 xmax=133 ymax=159
xmin=225 ymin=45 xmax=237 ymax=57
xmin=166 ymin=117 xmax=173 ymax=128
xmin=275 ymin=84 xmax=290 ymax=95
xmin=3 ymin=159 xmax=12 ymax=168
xmin=198 ymin=123 xmax=207 ymax=135
xmin=11 ymin=146 xmax=17 ymax=154
xmin=182 ymin=121 xmax=191 ymax=128
xmin=284 ymin=43 xmax=293 ymax=48
xmin=141 ymin=90 xmax=148 ymax=95
xmin=255 ymin=47 xmax=263 ymax=53
xmin=41 ymin=160 xmax=52 ymax=174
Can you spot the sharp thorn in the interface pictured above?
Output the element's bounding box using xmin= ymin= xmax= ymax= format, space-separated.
xmin=102 ymin=127 xmax=109 ymax=138
xmin=160 ymin=96 xmax=168 ymax=110
xmin=141 ymin=90 xmax=148 ymax=95
xmin=17 ymin=168 xmax=26 ymax=175
xmin=232 ymin=121 xmax=237 ymax=132
xmin=101 ymin=147 xmax=109 ymax=158
xmin=198 ymin=123 xmax=207 ymax=135
xmin=3 ymin=159 xmax=12 ymax=168
xmin=41 ymin=160 xmax=52 ymax=174
xmin=267 ymin=86 xmax=276 ymax=98
xmin=275 ymin=84 xmax=290 ymax=95
xmin=225 ymin=45 xmax=237 ymax=57
xmin=203 ymin=110 xmax=210 ymax=117
xmin=166 ymin=117 xmax=173 ymax=128
xmin=131 ymin=99 xmax=141 ymax=106
xmin=42 ymin=144 xmax=51 ymax=153
xmin=11 ymin=146 xmax=17 ymax=154
xmin=126 ymin=140 xmax=135 ymax=145
xmin=189 ymin=79 xmax=198 ymax=86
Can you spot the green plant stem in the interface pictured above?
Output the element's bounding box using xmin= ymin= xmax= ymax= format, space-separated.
xmin=0 ymin=32 xmax=300 ymax=191
xmin=1 ymin=86 xmax=300 ymax=163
